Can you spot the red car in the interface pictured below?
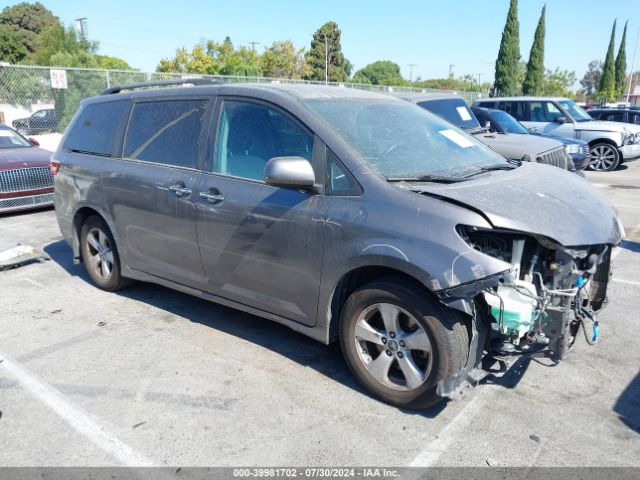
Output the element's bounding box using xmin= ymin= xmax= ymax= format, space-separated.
xmin=0 ymin=125 xmax=54 ymax=214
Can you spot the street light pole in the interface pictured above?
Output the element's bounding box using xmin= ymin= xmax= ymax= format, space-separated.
xmin=626 ymin=28 xmax=640 ymax=104
xmin=319 ymin=33 xmax=329 ymax=85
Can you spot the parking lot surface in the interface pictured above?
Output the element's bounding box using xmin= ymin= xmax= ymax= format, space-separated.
xmin=1 ymin=162 xmax=639 ymax=467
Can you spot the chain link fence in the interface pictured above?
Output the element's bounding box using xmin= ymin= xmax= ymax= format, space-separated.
xmin=0 ymin=64 xmax=483 ymax=134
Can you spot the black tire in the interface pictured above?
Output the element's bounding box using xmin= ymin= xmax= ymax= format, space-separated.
xmin=339 ymin=279 xmax=469 ymax=409
xmin=588 ymin=143 xmax=620 ymax=172
xmin=80 ymin=215 xmax=132 ymax=291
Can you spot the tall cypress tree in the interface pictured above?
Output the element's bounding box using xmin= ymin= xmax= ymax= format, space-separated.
xmin=494 ymin=0 xmax=521 ymax=96
xmin=523 ymin=5 xmax=546 ymax=95
xmin=615 ymin=20 xmax=628 ymax=98
xmin=599 ymin=20 xmax=617 ymax=102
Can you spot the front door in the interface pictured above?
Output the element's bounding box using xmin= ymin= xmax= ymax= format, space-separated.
xmin=102 ymin=98 xmax=210 ymax=289
xmin=196 ymin=99 xmax=328 ymax=326
xmin=522 ymin=100 xmax=575 ymax=137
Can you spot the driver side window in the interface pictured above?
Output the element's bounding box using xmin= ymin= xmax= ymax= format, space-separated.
xmin=214 ymin=100 xmax=313 ymax=181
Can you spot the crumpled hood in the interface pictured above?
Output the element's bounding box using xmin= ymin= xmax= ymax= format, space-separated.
xmin=416 ymin=162 xmax=622 ymax=246
xmin=473 ymin=132 xmax=563 ymax=160
xmin=576 ymin=120 xmax=640 ymax=134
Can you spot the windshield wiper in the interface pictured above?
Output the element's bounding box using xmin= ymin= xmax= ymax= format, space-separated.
xmin=387 ymin=175 xmax=467 ymax=183
xmin=460 ymin=163 xmax=517 ymax=178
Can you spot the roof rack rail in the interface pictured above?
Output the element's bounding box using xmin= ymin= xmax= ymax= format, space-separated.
xmin=101 ymin=78 xmax=224 ymax=95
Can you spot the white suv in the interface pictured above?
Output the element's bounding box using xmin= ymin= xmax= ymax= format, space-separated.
xmin=473 ymin=97 xmax=640 ymax=171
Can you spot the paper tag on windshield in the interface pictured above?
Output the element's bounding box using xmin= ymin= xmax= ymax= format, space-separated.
xmin=0 ymin=131 xmax=12 ymax=137
xmin=439 ymin=129 xmax=475 ymax=148
xmin=457 ymin=106 xmax=472 ymax=121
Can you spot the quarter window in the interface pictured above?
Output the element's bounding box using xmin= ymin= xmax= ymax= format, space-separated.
xmin=214 ymin=101 xmax=313 ymax=181
xmin=124 ymin=99 xmax=208 ymax=168
xmin=326 ymin=151 xmax=360 ymax=196
xmin=64 ymin=100 xmax=129 ymax=156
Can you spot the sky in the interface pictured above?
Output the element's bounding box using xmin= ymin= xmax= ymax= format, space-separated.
xmin=9 ymin=0 xmax=640 ymax=82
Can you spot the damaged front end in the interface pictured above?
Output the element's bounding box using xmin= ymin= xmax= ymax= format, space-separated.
xmin=435 ymin=226 xmax=615 ymax=400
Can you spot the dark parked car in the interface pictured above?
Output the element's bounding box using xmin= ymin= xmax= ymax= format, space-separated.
xmin=587 ymin=108 xmax=640 ymax=126
xmin=397 ymin=93 xmax=572 ymax=170
xmin=472 ymin=107 xmax=590 ymax=171
xmin=12 ymin=108 xmax=58 ymax=135
xmin=53 ymin=81 xmax=621 ymax=409
xmin=0 ymin=125 xmax=54 ymax=213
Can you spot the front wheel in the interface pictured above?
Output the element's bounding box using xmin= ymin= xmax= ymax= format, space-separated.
xmin=588 ymin=143 xmax=620 ymax=172
xmin=339 ymin=280 xmax=469 ymax=409
xmin=80 ymin=215 xmax=132 ymax=291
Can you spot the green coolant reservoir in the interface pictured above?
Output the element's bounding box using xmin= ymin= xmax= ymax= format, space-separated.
xmin=484 ymin=280 xmax=538 ymax=337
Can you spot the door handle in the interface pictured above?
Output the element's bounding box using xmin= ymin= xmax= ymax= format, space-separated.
xmin=169 ymin=184 xmax=192 ymax=197
xmin=199 ymin=191 xmax=224 ymax=204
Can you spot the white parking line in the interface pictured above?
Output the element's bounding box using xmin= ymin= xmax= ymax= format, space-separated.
xmin=612 ymin=278 xmax=640 ymax=287
xmin=0 ymin=352 xmax=155 ymax=466
xmin=409 ymin=391 xmax=491 ymax=466
xmin=614 ymin=204 xmax=640 ymax=210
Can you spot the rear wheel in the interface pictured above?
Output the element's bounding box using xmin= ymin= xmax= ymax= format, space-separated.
xmin=80 ymin=215 xmax=131 ymax=291
xmin=339 ymin=280 xmax=469 ymax=409
xmin=588 ymin=143 xmax=620 ymax=171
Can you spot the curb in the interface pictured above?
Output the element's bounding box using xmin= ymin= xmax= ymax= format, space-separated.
xmin=0 ymin=245 xmax=46 ymax=271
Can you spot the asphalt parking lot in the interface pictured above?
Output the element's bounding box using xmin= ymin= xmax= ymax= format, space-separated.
xmin=0 ymin=162 xmax=639 ymax=467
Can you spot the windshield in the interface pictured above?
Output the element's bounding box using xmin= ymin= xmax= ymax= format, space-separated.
xmin=305 ymin=98 xmax=508 ymax=179
xmin=559 ymin=100 xmax=592 ymax=122
xmin=489 ymin=110 xmax=529 ymax=134
xmin=417 ymin=98 xmax=481 ymax=131
xmin=0 ymin=128 xmax=32 ymax=149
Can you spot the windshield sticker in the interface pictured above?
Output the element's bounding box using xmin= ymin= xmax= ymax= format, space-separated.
xmin=439 ymin=129 xmax=475 ymax=148
xmin=457 ymin=106 xmax=472 ymax=121
xmin=0 ymin=131 xmax=13 ymax=137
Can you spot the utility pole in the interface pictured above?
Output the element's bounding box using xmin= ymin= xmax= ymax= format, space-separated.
xmin=319 ymin=33 xmax=329 ymax=85
xmin=626 ymin=28 xmax=640 ymax=104
xmin=477 ymin=73 xmax=483 ymax=85
xmin=249 ymin=41 xmax=260 ymax=52
xmin=408 ymin=64 xmax=417 ymax=92
xmin=75 ymin=17 xmax=87 ymax=39
xmin=449 ymin=64 xmax=455 ymax=78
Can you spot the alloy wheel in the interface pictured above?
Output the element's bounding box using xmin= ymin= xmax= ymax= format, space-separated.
xmin=589 ymin=145 xmax=617 ymax=171
xmin=354 ymin=303 xmax=433 ymax=391
xmin=85 ymin=227 xmax=115 ymax=280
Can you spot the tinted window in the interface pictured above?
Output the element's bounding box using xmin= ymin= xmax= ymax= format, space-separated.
xmin=501 ymin=101 xmax=527 ymax=121
xmin=326 ymin=151 xmax=360 ymax=196
xmin=472 ymin=109 xmax=492 ymax=129
xmin=601 ymin=111 xmax=625 ymax=122
xmin=65 ymin=101 xmax=128 ymax=156
xmin=214 ymin=101 xmax=313 ymax=181
xmin=418 ymin=98 xmax=481 ymax=130
xmin=630 ymin=113 xmax=640 ymax=125
xmin=489 ymin=110 xmax=529 ymax=134
xmin=478 ymin=101 xmax=496 ymax=109
xmin=124 ymin=100 xmax=208 ymax=168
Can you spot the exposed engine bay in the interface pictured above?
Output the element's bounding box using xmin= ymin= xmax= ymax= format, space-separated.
xmin=437 ymin=226 xmax=613 ymax=399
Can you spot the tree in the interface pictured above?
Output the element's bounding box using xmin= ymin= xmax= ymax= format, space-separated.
xmin=352 ymin=60 xmax=405 ymax=86
xmin=543 ymin=68 xmax=576 ymax=97
xmin=0 ymin=25 xmax=28 ymax=63
xmin=494 ymin=0 xmax=521 ymax=96
xmin=0 ymin=2 xmax=57 ymax=55
xmin=599 ymin=20 xmax=617 ymax=102
xmin=580 ymin=60 xmax=603 ymax=98
xmin=304 ymin=21 xmax=352 ymax=82
xmin=615 ymin=20 xmax=628 ymax=98
xmin=523 ymin=5 xmax=545 ymax=95
xmin=260 ymin=40 xmax=308 ymax=79
xmin=95 ymin=55 xmax=133 ymax=70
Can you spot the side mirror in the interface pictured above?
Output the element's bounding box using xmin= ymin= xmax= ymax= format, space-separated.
xmin=554 ymin=116 xmax=567 ymax=124
xmin=485 ymin=121 xmax=491 ymax=129
xmin=28 ymin=137 xmax=40 ymax=146
xmin=263 ymin=156 xmax=315 ymax=188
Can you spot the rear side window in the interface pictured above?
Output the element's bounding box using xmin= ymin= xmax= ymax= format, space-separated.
xmin=64 ymin=101 xmax=128 ymax=156
xmin=501 ymin=101 xmax=528 ymax=121
xmin=124 ymin=99 xmax=208 ymax=168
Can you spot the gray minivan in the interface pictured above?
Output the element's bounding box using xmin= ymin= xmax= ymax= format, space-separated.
xmin=53 ymin=82 xmax=622 ymax=409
